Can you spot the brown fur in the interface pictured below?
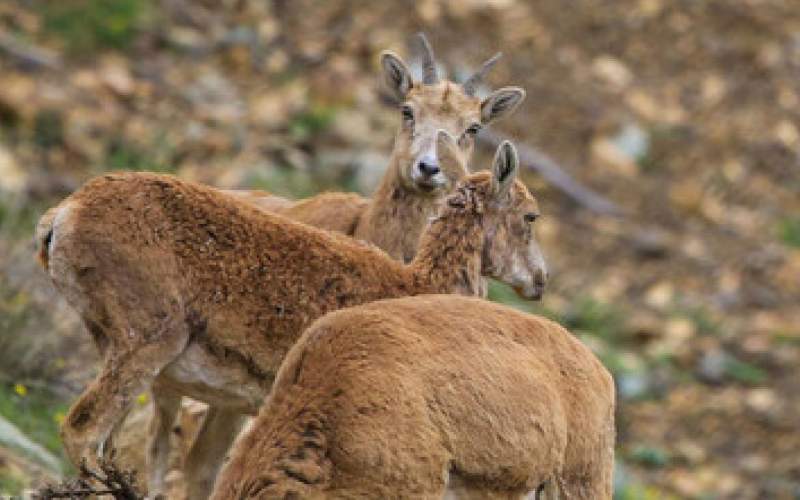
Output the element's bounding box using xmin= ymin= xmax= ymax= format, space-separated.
xmin=46 ymin=142 xmax=545 ymax=495
xmin=37 ymin=42 xmax=527 ymax=497
xmin=211 ymin=295 xmax=615 ymax=500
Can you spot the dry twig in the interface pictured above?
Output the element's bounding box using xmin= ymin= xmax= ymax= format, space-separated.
xmin=34 ymin=456 xmax=143 ymax=500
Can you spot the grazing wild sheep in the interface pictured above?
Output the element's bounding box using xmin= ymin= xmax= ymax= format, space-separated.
xmin=211 ymin=295 xmax=615 ymax=500
xmin=34 ymin=33 xmax=526 ymax=497
xmin=40 ymin=139 xmax=546 ymax=497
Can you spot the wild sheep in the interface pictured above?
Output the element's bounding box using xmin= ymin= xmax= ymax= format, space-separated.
xmin=34 ymin=34 xmax=526 ymax=497
xmin=42 ymin=139 xmax=547 ymax=497
xmin=225 ymin=33 xmax=526 ymax=263
xmin=211 ymin=295 xmax=615 ymax=500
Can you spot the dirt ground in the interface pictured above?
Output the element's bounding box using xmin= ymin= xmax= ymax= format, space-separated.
xmin=0 ymin=1 xmax=798 ymax=498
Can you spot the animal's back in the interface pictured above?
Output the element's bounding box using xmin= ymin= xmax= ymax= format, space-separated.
xmin=216 ymin=295 xmax=614 ymax=498
xmin=48 ymin=172 xmax=413 ymax=372
xmin=223 ymin=189 xmax=369 ymax=236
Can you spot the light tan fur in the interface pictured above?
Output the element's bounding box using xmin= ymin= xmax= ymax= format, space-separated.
xmin=35 ymin=39 xmax=527 ymax=498
xmin=211 ymin=295 xmax=615 ymax=500
xmin=43 ymin=141 xmax=545 ymax=497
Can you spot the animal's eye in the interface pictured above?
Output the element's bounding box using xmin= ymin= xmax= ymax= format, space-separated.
xmin=465 ymin=123 xmax=482 ymax=136
xmin=401 ymin=105 xmax=414 ymax=122
xmin=524 ymin=213 xmax=539 ymax=223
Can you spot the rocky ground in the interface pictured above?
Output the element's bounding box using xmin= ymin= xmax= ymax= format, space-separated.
xmin=0 ymin=1 xmax=798 ymax=498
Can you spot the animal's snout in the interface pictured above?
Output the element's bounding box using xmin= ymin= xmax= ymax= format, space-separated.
xmin=417 ymin=159 xmax=440 ymax=177
xmin=534 ymin=268 xmax=548 ymax=288
xmin=527 ymin=269 xmax=548 ymax=301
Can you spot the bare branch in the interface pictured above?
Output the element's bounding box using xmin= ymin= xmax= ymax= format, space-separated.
xmin=34 ymin=456 xmax=143 ymax=500
xmin=0 ymin=31 xmax=62 ymax=71
xmin=478 ymin=130 xmax=623 ymax=217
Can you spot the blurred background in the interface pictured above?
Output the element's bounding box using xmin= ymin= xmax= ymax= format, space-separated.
xmin=0 ymin=0 xmax=798 ymax=498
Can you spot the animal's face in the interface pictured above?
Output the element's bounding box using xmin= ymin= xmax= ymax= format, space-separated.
xmin=452 ymin=142 xmax=548 ymax=300
xmin=380 ymin=41 xmax=525 ymax=195
xmin=392 ymin=82 xmax=479 ymax=193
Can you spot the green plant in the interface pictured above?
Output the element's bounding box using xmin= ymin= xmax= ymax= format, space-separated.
xmin=289 ymin=105 xmax=337 ymax=140
xmin=562 ymin=296 xmax=626 ymax=343
xmin=0 ymin=382 xmax=70 ymax=467
xmin=628 ymin=445 xmax=671 ymax=469
xmin=104 ymin=136 xmax=175 ymax=173
xmin=777 ymin=217 xmax=800 ymax=248
xmin=724 ymin=357 xmax=767 ymax=385
xmin=0 ymin=471 xmax=26 ymax=496
xmin=41 ymin=0 xmax=153 ymax=54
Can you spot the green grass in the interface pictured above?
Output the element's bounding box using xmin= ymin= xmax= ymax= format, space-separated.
xmin=104 ymin=135 xmax=177 ymax=173
xmin=288 ymin=105 xmax=337 ymax=141
xmin=777 ymin=217 xmax=800 ymax=248
xmin=0 ymin=471 xmax=26 ymax=496
xmin=628 ymin=445 xmax=671 ymax=468
xmin=562 ymin=296 xmax=626 ymax=344
xmin=41 ymin=0 xmax=153 ymax=54
xmin=723 ymin=356 xmax=767 ymax=385
xmin=0 ymin=382 xmax=70 ymax=466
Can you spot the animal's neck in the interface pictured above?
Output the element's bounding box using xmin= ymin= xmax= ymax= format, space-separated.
xmin=411 ymin=208 xmax=485 ymax=296
xmin=358 ymin=156 xmax=438 ymax=261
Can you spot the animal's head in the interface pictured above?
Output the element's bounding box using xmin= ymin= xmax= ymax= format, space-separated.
xmin=446 ymin=141 xmax=548 ymax=300
xmin=381 ymin=33 xmax=525 ymax=195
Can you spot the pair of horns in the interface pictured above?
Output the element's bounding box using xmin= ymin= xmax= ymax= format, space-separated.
xmin=415 ymin=32 xmax=501 ymax=96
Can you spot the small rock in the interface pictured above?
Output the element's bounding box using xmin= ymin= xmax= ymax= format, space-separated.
xmin=592 ymin=55 xmax=633 ymax=89
xmin=696 ymin=348 xmax=728 ymax=384
xmin=630 ymin=227 xmax=671 ymax=259
xmin=644 ymin=281 xmax=674 ymax=309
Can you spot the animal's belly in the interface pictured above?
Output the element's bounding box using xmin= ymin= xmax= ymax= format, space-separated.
xmin=158 ymin=342 xmax=266 ymax=414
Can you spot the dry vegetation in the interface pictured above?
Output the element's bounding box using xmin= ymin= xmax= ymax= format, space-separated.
xmin=0 ymin=0 xmax=798 ymax=498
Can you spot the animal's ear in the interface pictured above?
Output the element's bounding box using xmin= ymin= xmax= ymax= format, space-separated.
xmin=480 ymin=87 xmax=526 ymax=124
xmin=380 ymin=51 xmax=413 ymax=102
xmin=436 ymin=130 xmax=467 ymax=183
xmin=491 ymin=140 xmax=518 ymax=197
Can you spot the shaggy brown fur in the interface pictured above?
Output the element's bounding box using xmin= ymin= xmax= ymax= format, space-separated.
xmin=211 ymin=295 xmax=615 ymax=500
xmin=44 ymin=141 xmax=546 ymax=497
xmin=220 ymin=72 xmax=526 ymax=263
xmin=34 ymin=42 xmax=527 ymax=497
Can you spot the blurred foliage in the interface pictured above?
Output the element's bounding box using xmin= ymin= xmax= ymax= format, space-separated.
xmin=105 ymin=135 xmax=177 ymax=173
xmin=40 ymin=0 xmax=153 ymax=54
xmin=777 ymin=217 xmax=800 ymax=248
xmin=0 ymin=383 xmax=69 ymax=465
xmin=0 ymin=0 xmax=798 ymax=497
xmin=289 ymin=105 xmax=338 ymax=141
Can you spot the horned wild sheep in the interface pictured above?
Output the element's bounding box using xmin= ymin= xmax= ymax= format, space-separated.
xmin=35 ymin=33 xmax=526 ymax=497
xmin=41 ymin=139 xmax=546 ymax=497
xmin=226 ymin=33 xmax=526 ymax=263
xmin=212 ymin=295 xmax=615 ymax=500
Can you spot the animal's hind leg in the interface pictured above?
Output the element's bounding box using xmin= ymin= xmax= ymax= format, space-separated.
xmin=146 ymin=381 xmax=182 ymax=498
xmin=184 ymin=406 xmax=247 ymax=500
xmin=60 ymin=319 xmax=190 ymax=470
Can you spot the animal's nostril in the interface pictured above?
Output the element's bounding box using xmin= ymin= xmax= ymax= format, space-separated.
xmin=418 ymin=161 xmax=440 ymax=176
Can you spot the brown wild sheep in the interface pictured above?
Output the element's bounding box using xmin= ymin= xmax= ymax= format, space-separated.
xmin=211 ymin=295 xmax=615 ymax=500
xmin=43 ymin=139 xmax=547 ymax=497
xmin=34 ymin=34 xmax=526 ymax=497
xmin=225 ymin=33 xmax=526 ymax=263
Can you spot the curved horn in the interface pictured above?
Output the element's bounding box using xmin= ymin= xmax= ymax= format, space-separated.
xmin=462 ymin=52 xmax=502 ymax=96
xmin=417 ymin=32 xmax=438 ymax=85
